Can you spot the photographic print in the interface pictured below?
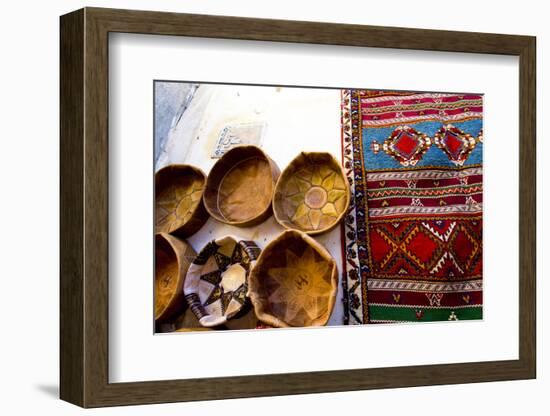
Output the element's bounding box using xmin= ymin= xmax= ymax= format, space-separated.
xmin=154 ymin=82 xmax=483 ymax=332
xmin=59 ymin=10 xmax=536 ymax=406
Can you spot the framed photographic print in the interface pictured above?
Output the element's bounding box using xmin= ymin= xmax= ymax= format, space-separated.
xmin=60 ymin=7 xmax=536 ymax=408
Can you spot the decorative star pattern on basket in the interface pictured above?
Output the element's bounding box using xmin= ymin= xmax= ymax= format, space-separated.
xmin=185 ymin=238 xmax=260 ymax=326
xmin=267 ymin=246 xmax=333 ymax=327
xmin=155 ymin=176 xmax=204 ymax=233
xmin=198 ymin=241 xmax=256 ymax=315
xmin=281 ymin=163 xmax=348 ymax=232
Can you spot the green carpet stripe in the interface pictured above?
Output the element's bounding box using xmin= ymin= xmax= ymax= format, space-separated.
xmin=369 ymin=305 xmax=483 ymax=322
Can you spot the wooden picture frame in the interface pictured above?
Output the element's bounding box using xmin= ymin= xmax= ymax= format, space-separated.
xmin=60 ymin=7 xmax=536 ymax=408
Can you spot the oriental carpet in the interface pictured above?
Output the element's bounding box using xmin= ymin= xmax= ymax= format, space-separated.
xmin=340 ymin=90 xmax=483 ymax=324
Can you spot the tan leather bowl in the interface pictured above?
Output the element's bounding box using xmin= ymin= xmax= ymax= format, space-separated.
xmin=273 ymin=152 xmax=350 ymax=235
xmin=248 ymin=229 xmax=338 ymax=328
xmin=155 ymin=164 xmax=208 ymax=238
xmin=203 ymin=145 xmax=279 ymax=227
xmin=155 ymin=233 xmax=196 ymax=322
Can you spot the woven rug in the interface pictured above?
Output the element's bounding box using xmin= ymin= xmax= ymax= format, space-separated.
xmin=340 ymin=90 xmax=483 ymax=324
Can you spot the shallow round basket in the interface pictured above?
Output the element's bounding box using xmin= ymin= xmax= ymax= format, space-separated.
xmin=273 ymin=152 xmax=350 ymax=235
xmin=184 ymin=236 xmax=261 ymax=327
xmin=155 ymin=164 xmax=209 ymax=238
xmin=248 ymin=229 xmax=338 ymax=328
xmin=203 ymin=145 xmax=280 ymax=227
xmin=155 ymin=233 xmax=196 ymax=322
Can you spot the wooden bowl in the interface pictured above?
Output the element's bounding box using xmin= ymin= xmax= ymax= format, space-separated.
xmin=155 ymin=164 xmax=208 ymax=238
xmin=184 ymin=236 xmax=261 ymax=327
xmin=248 ymin=230 xmax=338 ymax=327
xmin=273 ymin=152 xmax=350 ymax=235
xmin=155 ymin=233 xmax=196 ymax=322
xmin=203 ymin=145 xmax=279 ymax=227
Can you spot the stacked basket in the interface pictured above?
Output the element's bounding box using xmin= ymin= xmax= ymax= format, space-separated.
xmin=154 ymin=145 xmax=350 ymax=331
